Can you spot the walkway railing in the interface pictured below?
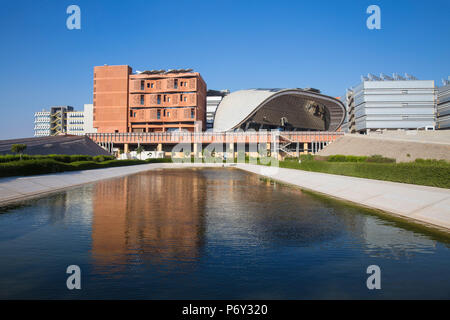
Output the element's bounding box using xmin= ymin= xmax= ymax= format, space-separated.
xmin=86 ymin=131 xmax=344 ymax=144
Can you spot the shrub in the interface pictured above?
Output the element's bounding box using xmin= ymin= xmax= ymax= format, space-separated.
xmin=0 ymin=154 xmax=22 ymax=163
xmin=327 ymin=155 xmax=349 ymax=162
xmin=366 ymin=155 xmax=396 ymax=163
xmin=93 ymin=155 xmax=115 ymax=162
xmin=415 ymin=158 xmax=449 ymax=166
xmin=45 ymin=154 xmax=72 ymax=163
xmin=0 ymin=159 xmax=72 ymax=177
xmin=327 ymin=154 xmax=395 ymax=163
xmin=0 ymin=158 xmax=162 ymax=178
xmin=299 ymin=154 xmax=314 ymax=162
xmin=69 ymin=155 xmax=93 ymax=162
xmin=146 ymin=158 xmax=172 ymax=164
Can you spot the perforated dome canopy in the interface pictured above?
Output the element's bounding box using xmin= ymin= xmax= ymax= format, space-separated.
xmin=213 ymin=88 xmax=345 ymax=132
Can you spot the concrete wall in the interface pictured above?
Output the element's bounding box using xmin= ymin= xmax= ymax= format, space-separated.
xmin=318 ymin=132 xmax=450 ymax=162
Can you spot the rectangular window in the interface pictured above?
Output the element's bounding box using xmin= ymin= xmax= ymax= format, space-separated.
xmin=157 ymin=95 xmax=161 ymax=104
xmin=191 ymin=109 xmax=195 ymax=119
xmin=180 ymin=94 xmax=183 ymax=102
xmin=140 ymin=95 xmax=144 ymax=105
xmin=130 ymin=110 xmax=133 ymax=117
xmin=147 ymin=83 xmax=150 ymax=88
xmin=151 ymin=83 xmax=154 ymax=88
xmin=167 ymin=97 xmax=170 ymax=102
xmin=140 ymin=80 xmax=144 ymax=90
xmin=163 ymin=95 xmax=166 ymax=102
xmin=157 ymin=110 xmax=161 ymax=119
xmin=174 ymin=79 xmax=178 ymax=89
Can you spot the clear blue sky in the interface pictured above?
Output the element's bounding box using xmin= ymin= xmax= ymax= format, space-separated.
xmin=0 ymin=0 xmax=449 ymax=139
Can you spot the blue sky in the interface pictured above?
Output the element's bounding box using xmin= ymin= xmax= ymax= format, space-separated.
xmin=0 ymin=0 xmax=449 ymax=139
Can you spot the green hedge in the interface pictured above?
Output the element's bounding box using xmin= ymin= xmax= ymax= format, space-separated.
xmin=0 ymin=154 xmax=116 ymax=163
xmin=0 ymin=157 xmax=172 ymax=178
xmin=279 ymin=160 xmax=450 ymax=189
xmin=326 ymin=154 xmax=396 ymax=163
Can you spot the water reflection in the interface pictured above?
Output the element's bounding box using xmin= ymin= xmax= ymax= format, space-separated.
xmin=91 ymin=169 xmax=207 ymax=274
xmin=362 ymin=219 xmax=437 ymax=258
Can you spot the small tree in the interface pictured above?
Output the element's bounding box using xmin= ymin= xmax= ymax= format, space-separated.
xmin=136 ymin=145 xmax=144 ymax=160
xmin=11 ymin=144 xmax=27 ymax=160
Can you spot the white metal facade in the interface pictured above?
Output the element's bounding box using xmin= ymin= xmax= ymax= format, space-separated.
xmin=437 ymin=81 xmax=450 ymax=129
xmin=67 ymin=111 xmax=85 ymax=135
xmin=34 ymin=111 xmax=51 ymax=137
xmin=353 ymin=79 xmax=436 ymax=132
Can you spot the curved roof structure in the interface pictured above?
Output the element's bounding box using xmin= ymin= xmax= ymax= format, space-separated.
xmin=213 ymin=88 xmax=345 ymax=132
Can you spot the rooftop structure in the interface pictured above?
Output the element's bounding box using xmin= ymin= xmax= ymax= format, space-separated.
xmin=0 ymin=135 xmax=111 ymax=156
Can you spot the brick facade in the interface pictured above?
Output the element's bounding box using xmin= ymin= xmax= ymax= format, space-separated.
xmin=93 ymin=65 xmax=207 ymax=133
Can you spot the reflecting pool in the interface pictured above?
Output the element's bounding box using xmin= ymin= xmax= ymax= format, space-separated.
xmin=0 ymin=168 xmax=449 ymax=299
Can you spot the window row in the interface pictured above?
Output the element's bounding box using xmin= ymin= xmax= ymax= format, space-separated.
xmin=139 ymin=79 xmax=190 ymax=90
xmin=140 ymin=94 xmax=189 ymax=105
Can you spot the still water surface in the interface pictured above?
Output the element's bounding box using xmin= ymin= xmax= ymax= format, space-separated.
xmin=0 ymin=168 xmax=449 ymax=299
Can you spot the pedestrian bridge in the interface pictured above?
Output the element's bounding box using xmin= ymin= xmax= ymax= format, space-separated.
xmin=86 ymin=131 xmax=344 ymax=156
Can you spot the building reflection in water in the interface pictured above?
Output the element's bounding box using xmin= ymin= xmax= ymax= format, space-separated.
xmin=90 ymin=167 xmax=440 ymax=278
xmin=91 ymin=169 xmax=207 ymax=275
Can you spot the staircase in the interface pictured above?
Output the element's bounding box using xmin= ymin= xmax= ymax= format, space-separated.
xmin=278 ymin=134 xmax=297 ymax=158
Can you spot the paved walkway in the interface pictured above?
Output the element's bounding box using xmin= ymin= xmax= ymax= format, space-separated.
xmin=0 ymin=163 xmax=449 ymax=231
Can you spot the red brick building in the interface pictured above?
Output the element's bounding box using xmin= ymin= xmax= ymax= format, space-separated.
xmin=93 ymin=65 xmax=207 ymax=133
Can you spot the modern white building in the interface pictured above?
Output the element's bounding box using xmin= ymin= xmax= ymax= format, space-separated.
xmin=437 ymin=77 xmax=450 ymax=130
xmin=34 ymin=106 xmax=74 ymax=136
xmin=206 ymin=90 xmax=229 ymax=130
xmin=34 ymin=110 xmax=51 ymax=137
xmin=34 ymin=104 xmax=96 ymax=137
xmin=351 ymin=73 xmax=436 ymax=133
xmin=67 ymin=110 xmax=85 ymax=135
